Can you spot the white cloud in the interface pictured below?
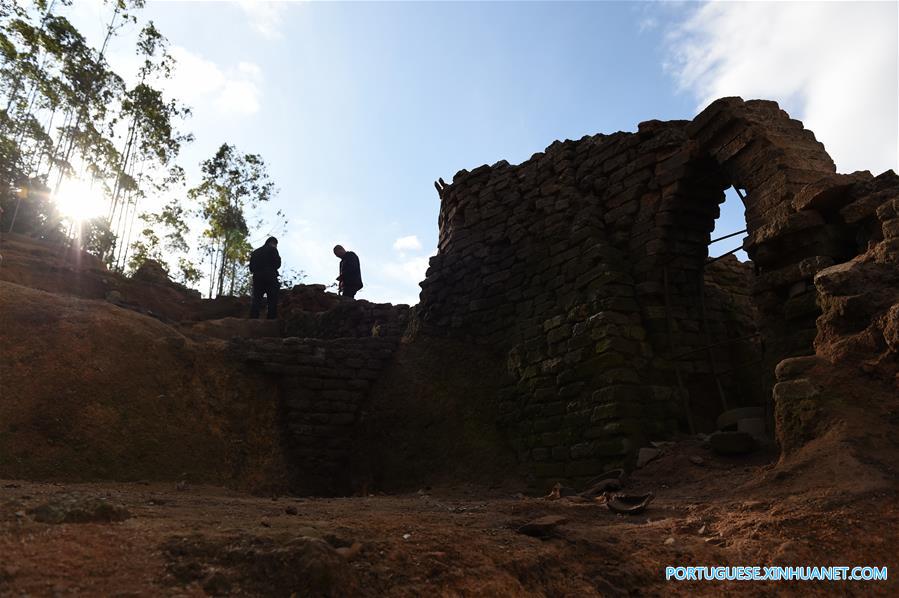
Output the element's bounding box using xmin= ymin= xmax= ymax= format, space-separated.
xmin=393 ymin=235 xmax=422 ymax=252
xmin=281 ymin=220 xmax=340 ymax=287
xmin=238 ymin=61 xmax=263 ymax=79
xmin=383 ymin=256 xmax=430 ymax=287
xmin=382 ymin=234 xmax=431 ymax=304
xmin=235 ymin=0 xmax=289 ymax=40
xmin=665 ymin=1 xmax=898 ymax=175
xmin=280 ymin=223 xmax=428 ymax=305
xmin=167 ymin=47 xmax=262 ymax=116
xmin=215 ymin=79 xmax=261 ymax=115
xmin=639 ymin=16 xmax=659 ymax=33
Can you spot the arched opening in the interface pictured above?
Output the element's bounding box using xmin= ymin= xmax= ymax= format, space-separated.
xmin=642 ymin=159 xmax=768 ymax=434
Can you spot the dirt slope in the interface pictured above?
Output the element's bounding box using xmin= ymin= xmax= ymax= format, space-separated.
xmin=0 ymin=281 xmax=287 ymax=493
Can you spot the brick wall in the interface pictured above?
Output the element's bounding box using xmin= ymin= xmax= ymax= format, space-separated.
xmin=414 ymin=97 xmax=877 ymax=485
xmin=232 ymin=336 xmax=400 ymax=495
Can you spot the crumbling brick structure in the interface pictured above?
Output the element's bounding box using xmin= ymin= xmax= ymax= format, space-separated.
xmin=215 ymin=97 xmax=896 ymax=493
xmin=234 ymin=335 xmax=400 ymax=495
xmin=415 ymin=97 xmax=896 ymax=485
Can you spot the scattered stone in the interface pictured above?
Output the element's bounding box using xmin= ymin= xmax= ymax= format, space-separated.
xmin=650 ymin=441 xmax=674 ymax=449
xmin=737 ymin=417 xmax=768 ymax=441
xmin=334 ymin=542 xmax=363 ymax=560
xmin=716 ymin=407 xmax=764 ymax=431
xmin=774 ymin=356 xmax=823 ymax=382
xmin=636 ymin=447 xmax=662 ymax=468
xmin=162 ymin=535 xmax=357 ymax=596
xmin=773 ymin=379 xmax=821 ymax=402
xmin=689 ymin=456 xmax=705 ymax=466
xmin=698 ymin=525 xmax=707 ymax=535
xmin=285 ymin=506 xmax=298 ymax=516
xmin=579 ymin=478 xmax=622 ymax=498
xmin=402 ymin=533 xmax=412 ymax=540
xmin=664 ymin=537 xmax=675 ymax=546
xmin=579 ymin=469 xmax=626 ymax=498
xmin=260 ymin=520 xmax=271 ymax=528
xmin=709 ymin=431 xmax=755 ymax=455
xmin=28 ymin=495 xmax=131 ymax=524
xmin=516 ymin=515 xmax=569 ymax=538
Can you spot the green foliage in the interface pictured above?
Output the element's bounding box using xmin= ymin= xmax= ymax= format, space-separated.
xmin=0 ymin=178 xmax=65 ymax=240
xmin=176 ymin=256 xmax=201 ymax=286
xmin=1 ymin=1 xmax=191 ymax=268
xmin=80 ymin=217 xmax=116 ymax=262
xmin=189 ymin=143 xmax=277 ymax=297
xmin=1 ymin=1 xmax=284 ymax=300
xmin=127 ymin=198 xmax=198 ymax=280
xmin=280 ymin=267 xmax=307 ymax=288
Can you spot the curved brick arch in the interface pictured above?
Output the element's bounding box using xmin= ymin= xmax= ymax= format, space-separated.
xmin=634 ymin=98 xmax=863 ymax=394
xmin=689 ymin=98 xmax=836 ymax=233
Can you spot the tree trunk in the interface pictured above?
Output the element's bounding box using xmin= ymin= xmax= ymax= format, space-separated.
xmin=53 ymin=2 xmax=120 ymax=196
xmin=217 ymin=239 xmax=228 ymax=297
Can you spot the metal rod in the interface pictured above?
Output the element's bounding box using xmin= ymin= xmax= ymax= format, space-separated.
xmin=669 ymin=332 xmax=762 ymax=361
xmin=709 ymin=228 xmax=747 ymax=244
xmin=705 ymin=245 xmax=743 ymax=265
xmin=658 ymin=240 xmax=744 ymax=270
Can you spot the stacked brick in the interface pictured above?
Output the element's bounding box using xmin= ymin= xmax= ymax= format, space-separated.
xmin=232 ymin=336 xmax=399 ymax=495
xmin=416 ymin=97 xmax=882 ymax=485
xmin=282 ymin=299 xmax=411 ymax=340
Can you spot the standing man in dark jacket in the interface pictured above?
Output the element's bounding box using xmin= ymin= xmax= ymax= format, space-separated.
xmin=249 ymin=236 xmax=281 ymax=319
xmin=333 ymin=244 xmax=363 ymax=299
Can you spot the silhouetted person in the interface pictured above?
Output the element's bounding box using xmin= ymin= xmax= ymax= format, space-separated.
xmin=333 ymin=244 xmax=363 ymax=299
xmin=249 ymin=236 xmax=281 ymax=319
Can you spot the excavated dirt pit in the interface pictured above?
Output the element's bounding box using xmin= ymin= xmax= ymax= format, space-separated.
xmin=1 ymin=439 xmax=895 ymax=597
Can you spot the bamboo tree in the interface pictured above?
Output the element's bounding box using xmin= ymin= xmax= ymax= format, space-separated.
xmin=107 ymin=22 xmax=188 ymax=238
xmin=188 ymin=143 xmax=276 ymax=298
xmin=52 ymin=0 xmax=142 ymax=195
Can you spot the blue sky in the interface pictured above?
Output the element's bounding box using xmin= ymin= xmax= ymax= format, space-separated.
xmin=66 ymin=1 xmax=898 ymax=304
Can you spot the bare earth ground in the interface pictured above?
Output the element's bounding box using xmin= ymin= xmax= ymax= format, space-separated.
xmin=1 ymin=440 xmax=895 ymax=597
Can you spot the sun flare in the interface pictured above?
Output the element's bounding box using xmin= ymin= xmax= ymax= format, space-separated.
xmin=53 ymin=177 xmax=108 ymax=223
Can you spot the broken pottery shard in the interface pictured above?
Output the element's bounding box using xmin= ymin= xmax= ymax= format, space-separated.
xmin=606 ymin=493 xmax=654 ymax=515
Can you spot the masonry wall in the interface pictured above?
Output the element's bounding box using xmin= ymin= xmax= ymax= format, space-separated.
xmin=233 ymin=335 xmax=400 ymax=495
xmin=228 ymin=97 xmax=898 ymax=492
xmin=415 ymin=97 xmax=889 ymax=485
xmin=282 ymin=299 xmax=411 ymax=340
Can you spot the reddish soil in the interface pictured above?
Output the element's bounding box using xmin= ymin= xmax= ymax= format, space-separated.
xmin=1 ymin=439 xmax=896 ymax=597
xmin=2 ymin=234 xmax=897 ymax=596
